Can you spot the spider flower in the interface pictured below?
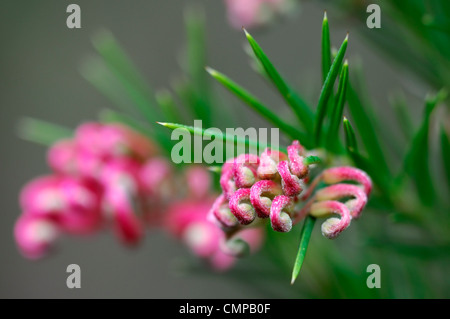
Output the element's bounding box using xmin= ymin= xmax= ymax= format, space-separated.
xmin=209 ymin=141 xmax=372 ymax=239
xmin=165 ymin=166 xmax=265 ymax=271
xmin=298 ymin=167 xmax=372 ymax=239
xmin=16 ymin=122 xmax=171 ymax=258
xmin=210 ymin=140 xmax=310 ymax=231
xmin=224 ymin=0 xmax=296 ymax=29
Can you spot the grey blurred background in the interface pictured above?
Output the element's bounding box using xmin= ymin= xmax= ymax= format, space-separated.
xmin=0 ymin=0 xmax=428 ymax=298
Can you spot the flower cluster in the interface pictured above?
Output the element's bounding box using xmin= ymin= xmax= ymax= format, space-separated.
xmin=224 ymin=0 xmax=295 ymax=29
xmin=15 ymin=122 xmax=172 ymax=258
xmin=209 ymin=140 xmax=372 ymax=239
xmin=15 ymin=122 xmax=264 ymax=271
xmin=165 ymin=166 xmax=264 ymax=271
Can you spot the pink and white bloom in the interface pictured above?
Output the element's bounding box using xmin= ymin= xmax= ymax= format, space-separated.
xmin=19 ymin=175 xmax=103 ymax=234
xmin=224 ymin=0 xmax=295 ymax=29
xmin=17 ymin=122 xmax=167 ymax=257
xmin=209 ymin=141 xmax=372 ymax=240
xmin=298 ymin=167 xmax=372 ymax=238
xmin=14 ymin=214 xmax=60 ymax=259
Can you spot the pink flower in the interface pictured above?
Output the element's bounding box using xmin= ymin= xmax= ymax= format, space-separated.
xmin=224 ymin=0 xmax=294 ymax=29
xmin=14 ymin=214 xmax=59 ymax=259
xmin=298 ymin=167 xmax=372 ymax=238
xmin=75 ymin=122 xmax=155 ymax=161
xmin=209 ymin=141 xmax=373 ymax=240
xmin=166 ymin=193 xmax=265 ymax=271
xmin=210 ymin=140 xmax=311 ymax=232
xmin=185 ymin=165 xmax=212 ymax=200
xmin=17 ymin=122 xmax=166 ymax=257
xmin=19 ymin=175 xmax=102 ymax=234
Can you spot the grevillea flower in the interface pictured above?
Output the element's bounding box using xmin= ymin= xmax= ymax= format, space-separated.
xmin=18 ymin=132 xmax=262 ymax=272
xmin=19 ymin=175 xmax=103 ymax=234
xmin=224 ymin=0 xmax=295 ymax=29
xmin=14 ymin=214 xmax=59 ymax=259
xmin=165 ymin=166 xmax=265 ymax=271
xmin=298 ymin=166 xmax=372 ymax=239
xmin=15 ymin=122 xmax=171 ymax=257
xmin=209 ymin=140 xmax=372 ymax=240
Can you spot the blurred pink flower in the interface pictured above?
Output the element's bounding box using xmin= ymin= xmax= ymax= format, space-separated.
xmin=14 ymin=214 xmax=59 ymax=259
xmin=16 ymin=122 xmax=167 ymax=257
xmin=166 ymin=197 xmax=265 ymax=271
xmin=224 ymin=0 xmax=294 ymax=29
xmin=19 ymin=175 xmax=103 ymax=234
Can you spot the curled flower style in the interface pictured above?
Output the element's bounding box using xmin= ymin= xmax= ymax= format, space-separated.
xmin=210 ymin=140 xmax=312 ymax=232
xmin=209 ymin=141 xmax=372 ymax=240
xmin=165 ymin=166 xmax=265 ymax=271
xmin=298 ymin=167 xmax=372 ymax=239
xmin=270 ymin=195 xmax=295 ymax=232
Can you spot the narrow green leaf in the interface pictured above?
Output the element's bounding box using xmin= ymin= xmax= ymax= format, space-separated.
xmin=390 ymin=92 xmax=414 ymax=140
xmin=157 ymin=122 xmax=262 ymax=152
xmin=185 ymin=7 xmax=207 ymax=96
xmin=346 ymin=67 xmax=390 ymax=176
xmin=91 ymin=30 xmax=159 ymax=123
xmin=291 ymin=216 xmax=316 ymax=285
xmin=314 ymin=34 xmax=348 ymax=146
xmin=185 ymin=7 xmax=212 ymax=126
xmin=155 ymin=89 xmax=182 ymax=124
xmin=206 ymin=67 xmax=311 ymax=148
xmin=18 ymin=117 xmax=72 ymax=146
xmin=343 ymin=117 xmax=357 ymax=152
xmin=321 ymin=11 xmax=331 ymax=84
xmin=303 ymin=155 xmax=321 ymax=166
xmin=80 ymin=56 xmax=137 ymax=115
xmin=326 ymin=61 xmax=349 ymax=151
xmin=404 ymin=90 xmax=447 ymax=205
xmin=207 ymin=166 xmax=222 ymax=174
xmin=343 ymin=117 xmax=390 ymax=193
xmin=244 ymin=29 xmax=314 ymax=134
xmin=157 ymin=122 xmax=279 ymax=153
xmin=440 ymin=125 xmax=450 ymax=188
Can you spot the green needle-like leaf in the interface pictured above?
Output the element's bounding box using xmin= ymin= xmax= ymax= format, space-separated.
xmin=207 ymin=166 xmax=222 ymax=174
xmin=206 ymin=67 xmax=311 ymax=148
xmin=80 ymin=56 xmax=137 ymax=115
xmin=404 ymin=90 xmax=447 ymax=205
xmin=343 ymin=117 xmax=357 ymax=152
xmin=244 ymin=29 xmax=314 ymax=134
xmin=157 ymin=122 xmax=283 ymax=153
xmin=344 ymin=118 xmax=391 ymax=194
xmin=314 ymin=34 xmax=348 ymax=146
xmin=291 ymin=216 xmax=316 ymax=285
xmin=185 ymin=8 xmax=212 ymax=126
xmin=18 ymin=117 xmax=72 ymax=146
xmin=346 ymin=81 xmax=390 ymax=176
xmin=440 ymin=125 xmax=450 ymax=189
xmin=91 ymin=30 xmax=159 ymax=123
xmin=390 ymin=92 xmax=414 ymax=140
xmin=321 ymin=11 xmax=332 ymax=84
xmin=303 ymin=155 xmax=322 ymax=166
xmin=155 ymin=89 xmax=182 ymax=124
xmin=326 ymin=61 xmax=349 ymax=150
